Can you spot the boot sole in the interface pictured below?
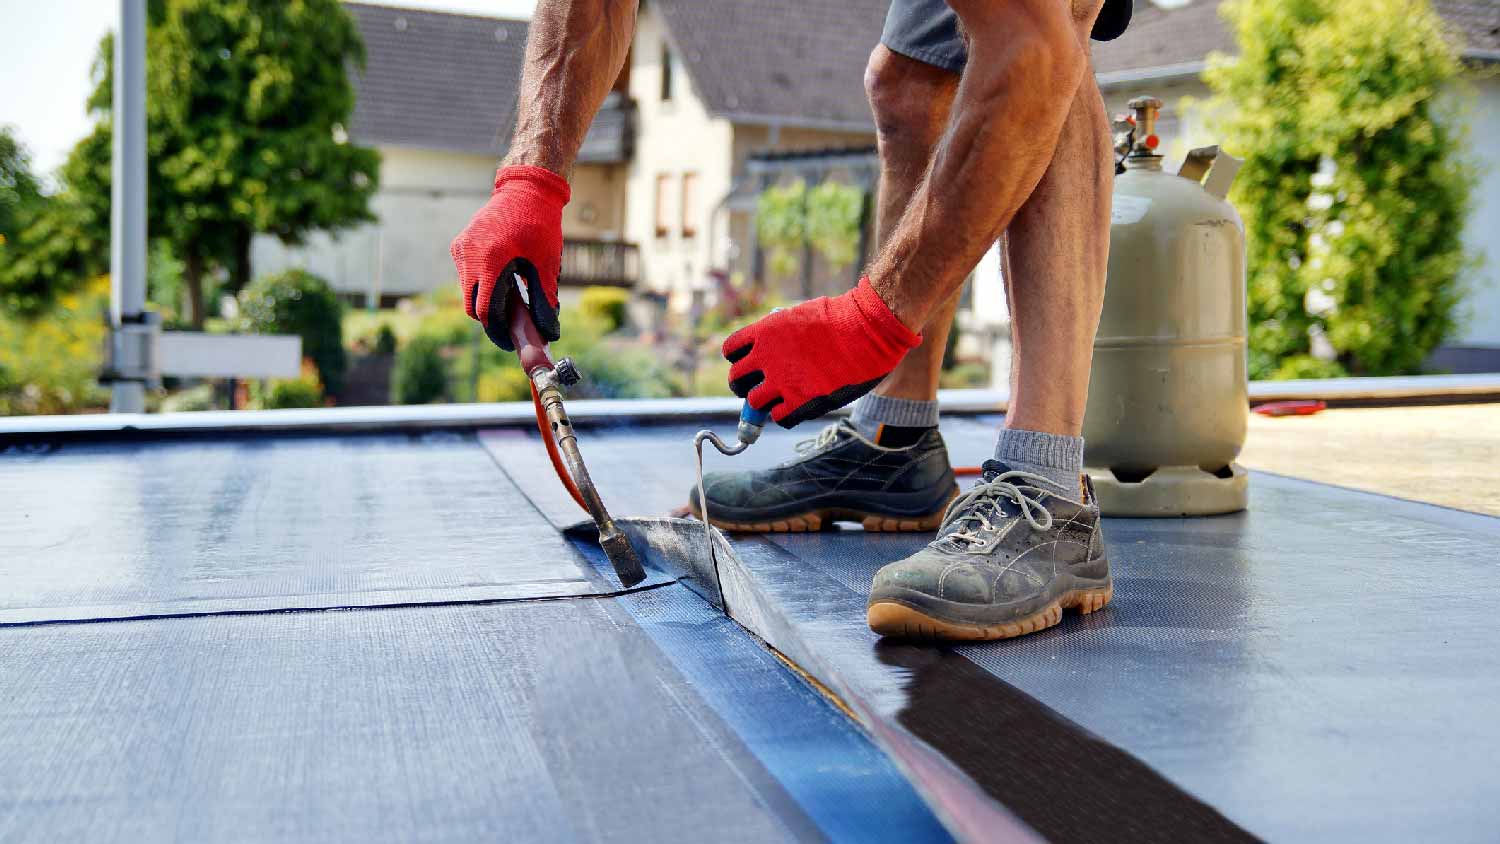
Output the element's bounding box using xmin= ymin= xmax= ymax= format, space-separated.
xmin=690 ymin=488 xmax=959 ymax=534
xmin=866 ymin=582 xmax=1114 ymax=641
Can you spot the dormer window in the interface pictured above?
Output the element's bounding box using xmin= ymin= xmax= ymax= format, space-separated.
xmin=660 ymin=45 xmax=674 ymax=102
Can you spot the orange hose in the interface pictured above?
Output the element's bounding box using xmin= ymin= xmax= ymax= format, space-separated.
xmin=532 ymin=380 xmax=589 ymax=512
xmin=534 ymin=375 xmax=980 ymax=501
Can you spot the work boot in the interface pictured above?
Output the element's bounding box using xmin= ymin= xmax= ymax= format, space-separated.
xmin=866 ymin=461 xmax=1112 ymax=641
xmin=688 ymin=420 xmax=958 ymax=532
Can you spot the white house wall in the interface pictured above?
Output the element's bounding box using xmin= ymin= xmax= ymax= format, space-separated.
xmin=251 ymin=145 xmax=624 ymax=301
xmin=625 ymin=7 xmax=735 ymax=307
xmin=1458 ymin=74 xmax=1500 ymax=346
xmin=251 ymin=145 xmax=493 ymax=300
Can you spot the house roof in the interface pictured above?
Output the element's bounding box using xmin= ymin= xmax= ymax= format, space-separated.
xmin=653 ymin=0 xmax=886 ymax=132
xmin=1094 ymin=0 xmax=1500 ymax=86
xmin=339 ymin=0 xmax=1499 ymax=152
xmin=344 ymin=3 xmax=528 ymax=155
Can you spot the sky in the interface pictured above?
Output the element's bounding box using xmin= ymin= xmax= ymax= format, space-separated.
xmin=0 ymin=0 xmax=537 ymax=182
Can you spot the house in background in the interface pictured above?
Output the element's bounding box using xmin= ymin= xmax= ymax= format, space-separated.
xmin=253 ymin=0 xmax=882 ymax=311
xmin=251 ymin=3 xmax=636 ymax=307
xmin=254 ymin=0 xmax=1500 ymax=372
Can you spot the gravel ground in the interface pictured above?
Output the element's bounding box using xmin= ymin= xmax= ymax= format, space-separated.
xmin=1238 ymin=402 xmax=1500 ymax=516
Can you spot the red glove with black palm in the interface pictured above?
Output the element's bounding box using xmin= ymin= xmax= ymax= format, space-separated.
xmin=723 ymin=277 xmax=921 ymax=428
xmin=450 ymin=165 xmax=571 ymax=350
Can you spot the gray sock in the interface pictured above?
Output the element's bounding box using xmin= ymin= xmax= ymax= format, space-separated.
xmin=991 ymin=427 xmax=1086 ymax=501
xmin=849 ymin=393 xmax=940 ymax=443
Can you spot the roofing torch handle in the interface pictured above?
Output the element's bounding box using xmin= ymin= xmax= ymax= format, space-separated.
xmin=506 ymin=273 xmax=554 ymax=377
xmin=498 ymin=273 xmax=646 ymax=587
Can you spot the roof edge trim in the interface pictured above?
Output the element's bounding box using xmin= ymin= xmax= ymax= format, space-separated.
xmin=711 ymin=111 xmax=875 ymax=134
xmin=1096 ymin=61 xmax=1208 ymax=90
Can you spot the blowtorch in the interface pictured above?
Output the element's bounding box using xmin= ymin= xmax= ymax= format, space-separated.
xmin=498 ymin=268 xmax=646 ymax=587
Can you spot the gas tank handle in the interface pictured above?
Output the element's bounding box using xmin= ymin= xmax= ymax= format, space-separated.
xmin=1179 ymin=145 xmax=1243 ymax=200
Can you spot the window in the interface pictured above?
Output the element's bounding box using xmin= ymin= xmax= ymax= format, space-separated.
xmin=660 ymin=45 xmax=673 ymax=101
xmin=654 ymin=173 xmax=673 ymax=238
xmin=680 ymin=172 xmax=699 ymax=238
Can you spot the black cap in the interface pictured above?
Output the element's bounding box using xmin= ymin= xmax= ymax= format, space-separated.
xmin=1091 ymin=0 xmax=1133 ymax=42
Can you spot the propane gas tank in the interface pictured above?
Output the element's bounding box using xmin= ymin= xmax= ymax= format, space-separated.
xmin=1082 ymin=96 xmax=1249 ymax=516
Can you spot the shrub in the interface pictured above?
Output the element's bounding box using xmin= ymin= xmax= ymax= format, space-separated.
xmin=477 ymin=366 xmax=532 ymax=402
xmin=374 ymin=323 xmax=398 ymax=355
xmin=553 ymin=337 xmax=680 ymax=400
xmin=259 ymin=378 xmax=324 ymax=409
xmin=391 ymin=334 xmax=448 ymax=404
xmin=159 ymin=384 xmax=218 ymax=413
xmin=1204 ymin=0 xmax=1472 ymax=377
xmin=577 ymin=286 xmax=630 ymax=333
xmin=0 ymin=275 xmax=110 ymax=415
xmin=238 ymin=269 xmax=347 ymax=396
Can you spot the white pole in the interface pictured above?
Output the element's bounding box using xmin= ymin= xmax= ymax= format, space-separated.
xmin=109 ymin=0 xmax=148 ymax=413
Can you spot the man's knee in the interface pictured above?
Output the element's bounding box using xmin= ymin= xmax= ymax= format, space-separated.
xmin=949 ymin=0 xmax=1086 ymax=85
xmin=864 ymin=45 xmax=955 ymax=155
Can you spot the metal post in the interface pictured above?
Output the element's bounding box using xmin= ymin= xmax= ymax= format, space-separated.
xmin=109 ymin=0 xmax=148 ymax=413
xmin=798 ymin=178 xmax=812 ymax=300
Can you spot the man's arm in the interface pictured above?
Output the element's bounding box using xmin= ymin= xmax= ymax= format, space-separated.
xmin=505 ymin=0 xmax=638 ymax=175
xmin=450 ymin=0 xmax=637 ymax=343
xmin=722 ymin=0 xmax=1099 ymax=427
xmin=867 ymin=0 xmax=1094 ymax=330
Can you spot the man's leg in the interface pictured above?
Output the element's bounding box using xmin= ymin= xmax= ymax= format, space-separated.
xmin=688 ymin=44 xmax=966 ymax=533
xmin=978 ymin=7 xmax=1112 ymax=499
xmin=867 ymin=3 xmax=1117 ymax=640
xmin=991 ymin=64 xmax=1112 ymax=492
xmin=848 ymin=46 xmax=961 ymax=445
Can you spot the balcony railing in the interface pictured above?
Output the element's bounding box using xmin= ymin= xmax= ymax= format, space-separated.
xmin=560 ymin=239 xmax=639 ymax=288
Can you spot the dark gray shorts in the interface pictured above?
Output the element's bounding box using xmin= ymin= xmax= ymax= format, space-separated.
xmin=880 ymin=0 xmax=967 ymax=73
xmin=880 ymin=0 xmax=1133 ymax=73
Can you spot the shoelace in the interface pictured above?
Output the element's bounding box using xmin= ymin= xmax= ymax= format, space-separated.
xmin=940 ymin=470 xmax=1055 ymax=549
xmin=792 ymin=423 xmax=842 ymax=457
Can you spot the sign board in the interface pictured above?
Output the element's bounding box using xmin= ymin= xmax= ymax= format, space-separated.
xmin=157 ymin=332 xmax=302 ymax=379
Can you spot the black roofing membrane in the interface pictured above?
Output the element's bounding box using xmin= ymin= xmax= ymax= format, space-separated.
xmin=7 ymin=416 xmax=1500 ymax=842
xmin=0 ymin=599 xmax=812 ymax=842
xmin=0 ymin=433 xmax=606 ymax=624
xmin=0 ymin=429 xmax=945 ymax=843
xmin=490 ymin=416 xmax=1500 ymax=843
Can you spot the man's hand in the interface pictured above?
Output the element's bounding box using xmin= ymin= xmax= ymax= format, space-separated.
xmin=450 ymin=165 xmax=570 ymax=350
xmin=723 ymin=277 xmax=921 ymax=428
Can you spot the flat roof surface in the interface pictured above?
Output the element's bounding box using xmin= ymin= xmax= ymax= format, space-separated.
xmin=0 ymin=430 xmax=943 ymax=843
xmin=5 ymin=408 xmax=1499 ymax=842
xmin=493 ymin=415 xmax=1500 ymax=843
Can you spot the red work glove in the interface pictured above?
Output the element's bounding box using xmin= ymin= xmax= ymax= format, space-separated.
xmin=723 ymin=277 xmax=921 ymax=428
xmin=450 ymin=165 xmax=570 ymax=351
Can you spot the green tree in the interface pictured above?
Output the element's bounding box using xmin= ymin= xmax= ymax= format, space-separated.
xmin=1204 ymin=0 xmax=1473 ymax=378
xmin=756 ymin=180 xmax=808 ymax=278
xmin=36 ymin=0 xmax=379 ymax=327
xmin=0 ymin=125 xmax=110 ymax=316
xmin=391 ymin=334 xmax=449 ymax=405
xmin=0 ymin=127 xmax=44 ymax=244
xmin=756 ymin=179 xmax=866 ymax=281
xmin=805 ymin=181 xmax=864 ymax=271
